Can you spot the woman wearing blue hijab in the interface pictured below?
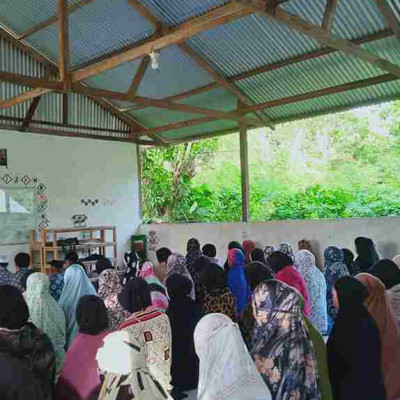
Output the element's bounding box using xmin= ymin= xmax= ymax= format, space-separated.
xmin=59 ymin=265 xmax=97 ymax=347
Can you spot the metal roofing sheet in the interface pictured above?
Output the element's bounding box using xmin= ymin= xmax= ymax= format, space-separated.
xmin=158 ymin=119 xmax=237 ymax=141
xmin=187 ymin=13 xmax=319 ymax=78
xmin=282 ymin=0 xmax=387 ymax=38
xmin=26 ymin=0 xmax=154 ymax=67
xmin=236 ymin=38 xmax=394 ymax=104
xmin=388 ymin=0 xmax=400 ymax=20
xmin=137 ymin=46 xmax=215 ymax=99
xmin=140 ymin=0 xmax=229 ymax=27
xmin=179 ymin=87 xmax=238 ymax=111
xmin=0 ymin=83 xmax=31 ymax=119
xmin=266 ymin=79 xmax=400 ymax=121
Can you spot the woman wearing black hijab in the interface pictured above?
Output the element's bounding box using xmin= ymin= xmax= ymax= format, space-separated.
xmin=342 ymin=248 xmax=356 ymax=275
xmin=354 ymin=237 xmax=379 ymax=273
xmin=327 ymin=276 xmax=386 ymax=400
xmin=166 ymin=274 xmax=202 ymax=399
xmin=0 ymin=286 xmax=55 ymax=400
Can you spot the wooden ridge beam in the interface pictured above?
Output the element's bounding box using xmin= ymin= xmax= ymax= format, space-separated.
xmin=123 ymin=29 xmax=393 ymax=112
xmin=235 ymin=0 xmax=400 ymax=78
xmin=178 ymin=42 xmax=274 ymax=129
xmin=374 ymin=0 xmax=400 ymax=41
xmin=70 ymin=2 xmax=253 ymax=81
xmin=240 ymin=74 xmax=399 ymax=113
xmin=18 ymin=0 xmax=94 ymax=40
xmin=321 ymin=0 xmax=338 ymax=33
xmin=125 ymin=56 xmax=150 ymax=99
xmin=57 ymin=0 xmax=70 ymax=88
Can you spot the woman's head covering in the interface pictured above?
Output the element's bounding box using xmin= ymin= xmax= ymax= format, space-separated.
xmin=201 ymin=263 xmax=227 ymax=293
xmin=296 ymin=250 xmax=327 ymax=332
xmin=368 ymin=259 xmax=400 ymax=290
xmin=95 ymin=257 xmax=113 ymax=276
xmin=97 ymin=331 xmax=169 ymax=400
xmin=263 ymin=245 xmax=276 ymax=260
xmin=25 ymin=273 xmax=66 ymax=370
xmin=250 ymin=248 xmax=266 ymax=264
xmin=277 ymin=242 xmax=295 ymax=260
xmin=251 ymin=280 xmax=320 ymax=399
xmin=166 ymin=253 xmax=195 ymax=300
xmin=266 ymin=251 xmax=293 ymax=273
xmin=393 ymin=255 xmax=400 ymax=268
xmin=194 ymin=313 xmax=271 ymax=400
xmin=186 ymin=238 xmax=202 ymax=280
xmin=298 ymin=239 xmax=313 ymax=252
xmin=334 ymin=276 xmax=368 ymax=307
xmin=0 ymin=285 xmax=29 ymax=330
xmin=98 ymin=269 xmax=122 ymax=300
xmin=242 ymin=240 xmax=256 ymax=264
xmin=354 ymin=237 xmax=379 ymax=272
xmin=342 ymin=248 xmax=356 ymax=275
xmin=245 ymin=262 xmax=274 ymax=292
xmin=228 ymin=241 xmax=244 ymax=252
xmin=356 ymin=272 xmax=400 ymax=398
xmin=122 ymin=251 xmax=140 ymax=286
xmin=119 ymin=278 xmax=152 ymax=314
xmin=76 ymin=295 xmax=109 ymax=335
xmin=227 ymin=249 xmax=249 ymax=315
xmin=324 ymin=247 xmax=349 ymax=332
xmin=166 ymin=274 xmax=193 ymax=299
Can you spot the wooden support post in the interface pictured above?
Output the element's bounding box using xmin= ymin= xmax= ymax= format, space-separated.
xmin=239 ymin=111 xmax=249 ymax=222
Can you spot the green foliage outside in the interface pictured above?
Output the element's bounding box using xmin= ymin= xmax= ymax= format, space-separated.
xmin=141 ymin=101 xmax=400 ymax=223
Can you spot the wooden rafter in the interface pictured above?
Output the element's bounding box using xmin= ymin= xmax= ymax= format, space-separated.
xmin=19 ymin=97 xmax=42 ymax=132
xmin=18 ymin=0 xmax=94 ymax=40
xmin=123 ymin=29 xmax=393 ymax=112
xmin=178 ymin=42 xmax=274 ymax=129
xmin=57 ymin=0 xmax=70 ymax=88
xmin=70 ymin=3 xmax=253 ymax=82
xmin=127 ymin=0 xmax=161 ymax=29
xmin=321 ymin=0 xmax=338 ymax=33
xmin=0 ymin=87 xmax=51 ymax=110
xmin=125 ymin=56 xmax=150 ymax=99
xmin=235 ymin=1 xmax=400 ymax=78
xmin=374 ymin=0 xmax=400 ymax=41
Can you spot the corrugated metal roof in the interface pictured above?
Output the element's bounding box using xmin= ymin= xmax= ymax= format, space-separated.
xmin=158 ymin=119 xmax=237 ymax=141
xmin=140 ymin=0 xmax=230 ymax=27
xmin=179 ymin=87 xmax=238 ymax=111
xmin=236 ymin=37 xmax=395 ymax=104
xmin=26 ymin=0 xmax=154 ymax=67
xmin=388 ymin=0 xmax=400 ymax=20
xmin=187 ymin=13 xmax=319 ymax=78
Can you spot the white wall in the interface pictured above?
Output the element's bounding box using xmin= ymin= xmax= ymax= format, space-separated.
xmin=139 ymin=217 xmax=400 ymax=266
xmin=0 ymin=129 xmax=140 ymax=270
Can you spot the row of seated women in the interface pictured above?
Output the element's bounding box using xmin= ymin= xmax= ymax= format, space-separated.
xmin=1 ymin=235 xmax=400 ymax=400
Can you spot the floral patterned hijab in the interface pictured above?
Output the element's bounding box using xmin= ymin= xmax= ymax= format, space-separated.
xmin=324 ymin=247 xmax=349 ymax=333
xmin=278 ymin=243 xmax=295 ymax=261
xmin=166 ymin=253 xmax=195 ymax=300
xmin=251 ymin=280 xmax=320 ymax=400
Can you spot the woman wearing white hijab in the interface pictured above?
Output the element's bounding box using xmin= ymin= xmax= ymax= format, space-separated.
xmin=59 ymin=265 xmax=97 ymax=347
xmin=194 ymin=313 xmax=271 ymax=400
xmin=25 ymin=273 xmax=66 ymax=374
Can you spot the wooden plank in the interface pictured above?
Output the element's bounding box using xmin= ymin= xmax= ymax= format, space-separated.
xmin=126 ymin=56 xmax=150 ymax=99
xmin=178 ymin=42 xmax=274 ymax=129
xmin=125 ymin=29 xmax=393 ymax=112
xmin=321 ymin=0 xmax=338 ymax=33
xmin=19 ymin=97 xmax=42 ymax=131
xmin=239 ymin=111 xmax=249 ymax=222
xmin=374 ymin=0 xmax=400 ymax=40
xmin=71 ymin=3 xmax=253 ymax=81
xmin=18 ymin=0 xmax=94 ymax=40
xmin=57 ymin=0 xmax=70 ymax=88
xmin=0 ymin=87 xmax=51 ymax=110
xmin=240 ymin=73 xmax=399 ymax=113
xmin=235 ymin=0 xmax=400 ymax=78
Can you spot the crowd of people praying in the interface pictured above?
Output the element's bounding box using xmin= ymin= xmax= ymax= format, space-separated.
xmin=0 ymin=235 xmax=399 ymax=400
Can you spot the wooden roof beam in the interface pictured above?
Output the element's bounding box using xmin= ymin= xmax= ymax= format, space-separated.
xmin=70 ymin=2 xmax=254 ymax=81
xmin=125 ymin=56 xmax=150 ymax=99
xmin=374 ymin=0 xmax=400 ymax=41
xmin=123 ymin=29 xmax=393 ymax=112
xmin=235 ymin=0 xmax=400 ymax=78
xmin=18 ymin=0 xmax=94 ymax=40
xmin=321 ymin=0 xmax=338 ymax=33
xmin=178 ymin=42 xmax=274 ymax=129
xmin=127 ymin=0 xmax=162 ymax=30
xmin=57 ymin=0 xmax=70 ymax=89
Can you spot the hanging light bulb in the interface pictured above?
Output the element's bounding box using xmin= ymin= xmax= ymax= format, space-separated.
xmin=149 ymin=49 xmax=160 ymax=70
